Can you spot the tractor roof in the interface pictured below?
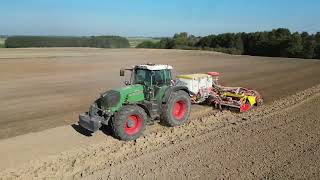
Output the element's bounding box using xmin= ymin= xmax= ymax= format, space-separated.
xmin=177 ymin=73 xmax=210 ymax=80
xmin=135 ymin=64 xmax=173 ymax=71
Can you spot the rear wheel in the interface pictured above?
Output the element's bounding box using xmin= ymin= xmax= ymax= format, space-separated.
xmin=161 ymin=90 xmax=191 ymax=126
xmin=111 ymin=105 xmax=147 ymax=141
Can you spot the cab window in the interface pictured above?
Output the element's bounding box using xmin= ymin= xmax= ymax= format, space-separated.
xmin=154 ymin=70 xmax=172 ymax=86
xmin=134 ymin=69 xmax=151 ymax=85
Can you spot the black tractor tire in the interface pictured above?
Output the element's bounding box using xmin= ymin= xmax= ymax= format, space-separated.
xmin=161 ymin=90 xmax=191 ymax=127
xmin=111 ymin=105 xmax=147 ymax=141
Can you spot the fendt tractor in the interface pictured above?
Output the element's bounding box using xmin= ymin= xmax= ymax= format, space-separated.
xmin=79 ymin=64 xmax=191 ymax=141
xmin=79 ymin=63 xmax=263 ymax=141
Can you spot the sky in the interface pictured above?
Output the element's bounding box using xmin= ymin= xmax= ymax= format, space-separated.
xmin=0 ymin=0 xmax=320 ymax=37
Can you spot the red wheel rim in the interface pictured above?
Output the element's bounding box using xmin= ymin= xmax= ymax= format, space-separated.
xmin=172 ymin=100 xmax=187 ymax=120
xmin=240 ymin=103 xmax=251 ymax=112
xmin=124 ymin=115 xmax=142 ymax=135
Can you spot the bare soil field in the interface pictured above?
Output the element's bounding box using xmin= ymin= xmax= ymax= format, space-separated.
xmin=86 ymin=86 xmax=320 ymax=180
xmin=1 ymin=48 xmax=320 ymax=139
xmin=0 ymin=48 xmax=320 ymax=179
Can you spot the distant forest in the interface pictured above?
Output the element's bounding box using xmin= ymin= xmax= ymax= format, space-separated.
xmin=137 ymin=28 xmax=320 ymax=59
xmin=5 ymin=36 xmax=129 ymax=48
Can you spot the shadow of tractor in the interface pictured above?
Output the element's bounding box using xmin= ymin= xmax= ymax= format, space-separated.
xmin=71 ymin=123 xmax=113 ymax=138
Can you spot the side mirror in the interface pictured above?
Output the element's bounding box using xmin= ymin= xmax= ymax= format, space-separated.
xmin=120 ymin=69 xmax=125 ymax=76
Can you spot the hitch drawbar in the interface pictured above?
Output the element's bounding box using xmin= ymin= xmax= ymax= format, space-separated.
xmin=78 ymin=113 xmax=103 ymax=132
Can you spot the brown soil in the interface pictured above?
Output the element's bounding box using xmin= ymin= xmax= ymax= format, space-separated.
xmin=87 ymin=88 xmax=320 ymax=180
xmin=1 ymin=48 xmax=320 ymax=139
xmin=0 ymin=48 xmax=319 ymax=179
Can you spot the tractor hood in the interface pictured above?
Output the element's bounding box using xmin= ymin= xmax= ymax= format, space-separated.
xmin=95 ymin=84 xmax=145 ymax=113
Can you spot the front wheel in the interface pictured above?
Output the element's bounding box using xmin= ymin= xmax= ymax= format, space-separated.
xmin=161 ymin=90 xmax=191 ymax=127
xmin=111 ymin=105 xmax=147 ymax=141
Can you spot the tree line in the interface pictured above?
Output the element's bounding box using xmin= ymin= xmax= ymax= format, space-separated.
xmin=137 ymin=29 xmax=320 ymax=59
xmin=5 ymin=36 xmax=130 ymax=48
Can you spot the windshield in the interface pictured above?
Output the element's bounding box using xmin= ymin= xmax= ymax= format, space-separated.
xmin=133 ymin=68 xmax=172 ymax=86
xmin=133 ymin=69 xmax=151 ymax=86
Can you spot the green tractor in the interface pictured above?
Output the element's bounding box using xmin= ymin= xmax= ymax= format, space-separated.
xmin=79 ymin=64 xmax=191 ymax=141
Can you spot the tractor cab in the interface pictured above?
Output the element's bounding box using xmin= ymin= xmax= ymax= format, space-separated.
xmin=120 ymin=64 xmax=173 ymax=100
